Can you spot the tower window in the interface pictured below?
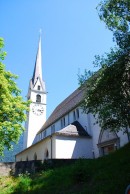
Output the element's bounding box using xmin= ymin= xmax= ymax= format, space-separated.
xmin=36 ymin=94 xmax=41 ymax=102
xmin=38 ymin=85 xmax=40 ymax=90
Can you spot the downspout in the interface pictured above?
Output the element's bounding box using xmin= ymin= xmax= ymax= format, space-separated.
xmin=50 ymin=135 xmax=52 ymax=159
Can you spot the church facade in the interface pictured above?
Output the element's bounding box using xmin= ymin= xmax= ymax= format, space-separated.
xmin=16 ymin=37 xmax=129 ymax=162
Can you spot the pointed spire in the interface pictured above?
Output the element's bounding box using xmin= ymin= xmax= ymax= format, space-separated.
xmin=32 ymin=31 xmax=42 ymax=85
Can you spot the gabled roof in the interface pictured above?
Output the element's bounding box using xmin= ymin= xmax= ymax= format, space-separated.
xmin=55 ymin=121 xmax=90 ymax=137
xmin=38 ymin=87 xmax=85 ymax=133
xmin=16 ymin=121 xmax=90 ymax=156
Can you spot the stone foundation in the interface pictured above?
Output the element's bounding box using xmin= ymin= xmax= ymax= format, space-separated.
xmin=0 ymin=162 xmax=15 ymax=176
xmin=0 ymin=159 xmax=76 ymax=176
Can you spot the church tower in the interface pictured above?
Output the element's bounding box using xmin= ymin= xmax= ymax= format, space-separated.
xmin=23 ymin=35 xmax=47 ymax=149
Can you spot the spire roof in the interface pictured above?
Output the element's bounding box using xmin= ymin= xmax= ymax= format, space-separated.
xmin=32 ymin=34 xmax=42 ymax=85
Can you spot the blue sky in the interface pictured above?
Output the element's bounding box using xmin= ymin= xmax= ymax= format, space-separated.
xmin=1 ymin=0 xmax=115 ymax=118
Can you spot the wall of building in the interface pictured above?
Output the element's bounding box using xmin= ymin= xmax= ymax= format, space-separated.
xmin=16 ymin=136 xmax=52 ymax=162
xmin=117 ymin=130 xmax=129 ymax=147
xmin=36 ymin=107 xmax=90 ymax=143
xmin=89 ymin=113 xmax=129 ymax=157
xmin=55 ymin=135 xmax=93 ymax=159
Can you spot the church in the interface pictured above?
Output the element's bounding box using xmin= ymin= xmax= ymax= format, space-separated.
xmin=16 ymin=36 xmax=129 ymax=162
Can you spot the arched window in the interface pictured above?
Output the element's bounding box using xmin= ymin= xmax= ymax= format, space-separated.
xmin=26 ymin=156 xmax=28 ymax=161
xmin=36 ymin=94 xmax=41 ymax=102
xmin=34 ymin=153 xmax=37 ymax=160
xmin=37 ymin=85 xmax=40 ymax=90
xmin=44 ymin=149 xmax=49 ymax=159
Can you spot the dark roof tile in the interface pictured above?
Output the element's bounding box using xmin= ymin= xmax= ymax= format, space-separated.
xmin=55 ymin=121 xmax=90 ymax=137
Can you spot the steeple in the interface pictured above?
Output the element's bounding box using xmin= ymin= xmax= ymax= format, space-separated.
xmin=32 ymin=33 xmax=42 ymax=86
xmin=24 ymin=33 xmax=47 ymax=149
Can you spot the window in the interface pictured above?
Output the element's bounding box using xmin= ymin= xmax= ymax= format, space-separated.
xmin=68 ymin=113 xmax=70 ymax=124
xmin=73 ymin=111 xmax=76 ymax=121
xmin=73 ymin=109 xmax=79 ymax=121
xmin=34 ymin=153 xmax=37 ymax=160
xmin=39 ymin=133 xmax=42 ymax=140
xmin=43 ymin=130 xmax=46 ymax=138
xmin=51 ymin=125 xmax=55 ymax=134
xmin=63 ymin=117 xmax=65 ymax=126
xmin=36 ymin=94 xmax=41 ymax=102
xmin=26 ymin=156 xmax=28 ymax=161
xmin=61 ymin=117 xmax=65 ymax=128
xmin=38 ymin=85 xmax=40 ymax=90
xmin=76 ymin=108 xmax=79 ymax=119
xmin=45 ymin=149 xmax=49 ymax=159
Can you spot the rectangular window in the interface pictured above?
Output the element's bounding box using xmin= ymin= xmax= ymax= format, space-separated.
xmin=61 ymin=117 xmax=65 ymax=128
xmin=73 ymin=109 xmax=79 ymax=121
xmin=73 ymin=111 xmax=76 ymax=121
xmin=76 ymin=108 xmax=79 ymax=119
xmin=68 ymin=113 xmax=70 ymax=124
xmin=51 ymin=125 xmax=55 ymax=134
xmin=63 ymin=117 xmax=65 ymax=126
xmin=43 ymin=130 xmax=46 ymax=138
xmin=61 ymin=119 xmax=63 ymax=128
xmin=39 ymin=133 xmax=42 ymax=140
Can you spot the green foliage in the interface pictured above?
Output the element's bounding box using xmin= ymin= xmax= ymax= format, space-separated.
xmin=97 ymin=0 xmax=130 ymax=50
xmin=14 ymin=173 xmax=31 ymax=193
xmin=79 ymin=51 xmax=130 ymax=139
xmin=0 ymin=38 xmax=30 ymax=156
xmin=79 ymin=0 xmax=130 ymax=140
xmin=0 ymin=143 xmax=130 ymax=194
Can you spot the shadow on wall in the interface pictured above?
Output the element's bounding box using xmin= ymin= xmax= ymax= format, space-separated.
xmin=71 ymin=138 xmax=93 ymax=159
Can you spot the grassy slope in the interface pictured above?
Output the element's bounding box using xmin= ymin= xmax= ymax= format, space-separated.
xmin=0 ymin=143 xmax=130 ymax=194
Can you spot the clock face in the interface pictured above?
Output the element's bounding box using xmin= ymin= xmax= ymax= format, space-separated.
xmin=32 ymin=104 xmax=44 ymax=116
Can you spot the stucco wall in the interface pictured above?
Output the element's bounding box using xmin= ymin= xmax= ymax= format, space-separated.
xmin=16 ymin=136 xmax=53 ymax=162
xmin=89 ymin=113 xmax=129 ymax=158
xmin=55 ymin=135 xmax=93 ymax=159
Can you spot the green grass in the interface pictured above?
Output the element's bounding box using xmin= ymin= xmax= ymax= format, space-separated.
xmin=0 ymin=143 xmax=130 ymax=194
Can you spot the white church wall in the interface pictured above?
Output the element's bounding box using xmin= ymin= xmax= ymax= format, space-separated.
xmin=24 ymin=102 xmax=45 ymax=148
xmin=89 ymin=113 xmax=129 ymax=158
xmin=33 ymin=79 xmax=41 ymax=90
xmin=16 ymin=137 xmax=53 ymax=161
xmin=117 ymin=130 xmax=128 ymax=147
xmin=88 ymin=113 xmax=101 ymax=158
xmin=77 ymin=108 xmax=92 ymax=136
xmin=55 ymin=136 xmax=93 ymax=159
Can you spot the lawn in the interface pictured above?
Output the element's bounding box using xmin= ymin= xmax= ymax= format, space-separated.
xmin=0 ymin=142 xmax=130 ymax=194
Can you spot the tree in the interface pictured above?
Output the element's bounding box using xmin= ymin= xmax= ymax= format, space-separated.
xmin=79 ymin=0 xmax=130 ymax=141
xmin=97 ymin=0 xmax=130 ymax=50
xmin=79 ymin=52 xmax=130 ymax=141
xmin=0 ymin=38 xmax=30 ymax=156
